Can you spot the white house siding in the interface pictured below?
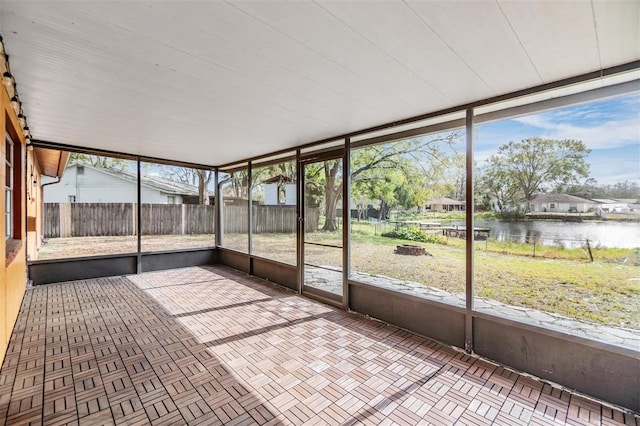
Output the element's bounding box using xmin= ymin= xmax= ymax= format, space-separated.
xmin=43 ymin=166 xmax=181 ymax=204
xmin=285 ymin=184 xmax=296 ymax=205
xmin=530 ymin=202 xmax=591 ymax=213
xmin=264 ymin=184 xmax=278 ymax=205
xmin=264 ymin=183 xmax=296 ymax=206
xmin=594 ymin=202 xmax=628 ymax=213
xmin=141 ymin=188 xmax=183 ymax=204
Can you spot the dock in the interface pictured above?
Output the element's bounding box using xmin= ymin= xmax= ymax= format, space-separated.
xmin=387 ymin=220 xmax=442 ymax=231
xmin=385 ymin=221 xmax=489 ymax=240
xmin=524 ymin=212 xmax=598 ymax=221
xmin=441 ymin=226 xmax=490 ymax=240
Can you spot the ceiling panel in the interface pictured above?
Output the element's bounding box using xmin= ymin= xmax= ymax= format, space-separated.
xmin=0 ymin=1 xmax=638 ymax=166
xmin=592 ymin=0 xmax=640 ymax=69
xmin=314 ymin=0 xmax=492 ymax=102
xmin=498 ymin=0 xmax=600 ymax=82
xmin=405 ymin=0 xmax=542 ymax=94
xmin=227 ymin=1 xmax=450 ymax=109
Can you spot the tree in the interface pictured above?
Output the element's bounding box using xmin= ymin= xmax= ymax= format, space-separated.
xmin=69 ymin=153 xmax=129 ymax=172
xmin=555 ymin=178 xmax=600 ymax=200
xmin=558 ymin=179 xmax=640 ymax=201
xmin=302 ymin=162 xmax=326 ymax=211
xmin=479 ymin=138 xmax=590 ymax=211
xmin=604 ymin=180 xmax=640 ymax=199
xmin=222 ymin=170 xmax=249 ymax=200
xmin=161 ymin=166 xmax=214 ymax=205
xmin=317 ymin=132 xmax=461 ymax=232
xmin=477 ymin=156 xmax=522 ymax=213
xmin=305 ymin=159 xmax=343 ymax=232
xmin=351 ymin=155 xmax=429 ymax=220
xmin=440 ymin=153 xmax=466 ymax=201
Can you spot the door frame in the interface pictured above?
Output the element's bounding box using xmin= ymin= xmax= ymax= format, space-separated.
xmin=297 ymin=147 xmax=348 ymax=308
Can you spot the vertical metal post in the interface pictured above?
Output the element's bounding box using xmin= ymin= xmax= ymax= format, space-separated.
xmin=214 ymin=168 xmax=220 ymax=247
xmin=465 ymin=108 xmax=474 ymax=353
xmin=247 ymin=162 xmax=253 ymax=273
xmin=342 ymin=138 xmax=351 ymax=310
xmin=24 ymin=142 xmax=29 ymax=260
xmin=136 ymin=157 xmax=142 ymax=274
xmin=296 ymin=150 xmax=303 ymax=294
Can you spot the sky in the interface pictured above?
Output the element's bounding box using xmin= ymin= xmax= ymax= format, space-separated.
xmin=474 ymin=92 xmax=640 ymax=186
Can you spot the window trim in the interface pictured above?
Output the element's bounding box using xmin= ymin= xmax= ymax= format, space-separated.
xmin=5 ymin=132 xmax=13 ymax=240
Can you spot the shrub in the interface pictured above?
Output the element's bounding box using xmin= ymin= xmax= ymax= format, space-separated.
xmin=496 ymin=210 xmax=526 ymax=221
xmin=382 ymin=226 xmax=446 ymax=245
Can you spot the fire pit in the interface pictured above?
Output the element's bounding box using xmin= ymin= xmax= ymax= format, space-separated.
xmin=395 ymin=244 xmax=426 ymax=256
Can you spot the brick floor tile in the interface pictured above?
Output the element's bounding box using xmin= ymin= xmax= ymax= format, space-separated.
xmin=43 ymin=409 xmax=80 ymax=426
xmin=111 ymin=395 xmax=144 ymax=419
xmin=0 ymin=266 xmax=636 ymax=426
xmin=5 ymin=406 xmax=43 ymax=425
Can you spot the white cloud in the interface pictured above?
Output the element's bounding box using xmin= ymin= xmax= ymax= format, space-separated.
xmin=473 ymin=148 xmax=495 ymax=164
xmin=513 ymin=114 xmax=639 ymax=150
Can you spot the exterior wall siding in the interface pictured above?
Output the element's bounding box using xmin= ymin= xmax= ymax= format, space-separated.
xmin=532 ymin=201 xmax=592 ymax=213
xmin=27 ymin=148 xmax=43 ymax=260
xmin=1 ymin=84 xmax=28 ymax=363
xmin=43 ymin=166 xmax=178 ymax=204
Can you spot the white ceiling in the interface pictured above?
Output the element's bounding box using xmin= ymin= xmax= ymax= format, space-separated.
xmin=0 ymin=1 xmax=638 ymax=166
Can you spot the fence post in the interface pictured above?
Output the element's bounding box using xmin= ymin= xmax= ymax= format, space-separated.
xmin=132 ymin=203 xmax=136 ymax=236
xmin=533 ymin=240 xmax=536 ymax=257
xmin=586 ymin=239 xmax=594 ymax=262
xmin=181 ymin=204 xmax=187 ymax=235
xmin=61 ymin=202 xmax=72 ymax=237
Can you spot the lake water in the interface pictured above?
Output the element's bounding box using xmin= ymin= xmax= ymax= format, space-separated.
xmin=449 ymin=219 xmax=640 ymax=248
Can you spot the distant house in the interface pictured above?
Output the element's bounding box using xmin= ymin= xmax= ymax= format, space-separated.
xmin=592 ymin=198 xmax=632 ymax=213
xmin=42 ymin=163 xmax=210 ymax=204
xmin=617 ymin=199 xmax=640 ymax=213
xmin=425 ymin=197 xmax=465 ymax=212
xmin=262 ymin=175 xmax=296 ymax=206
xmin=529 ymin=194 xmax=594 ymax=213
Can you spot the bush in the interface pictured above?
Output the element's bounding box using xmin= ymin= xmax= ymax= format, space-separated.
xmin=496 ymin=209 xmax=526 ymax=221
xmin=382 ymin=226 xmax=446 ymax=244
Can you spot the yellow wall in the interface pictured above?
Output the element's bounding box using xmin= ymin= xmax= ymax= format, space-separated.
xmin=0 ymin=86 xmax=28 ymax=363
xmin=4 ymin=244 xmax=25 ymax=339
xmin=0 ymin=91 xmax=6 ymax=364
xmin=27 ymin=148 xmax=43 ymax=260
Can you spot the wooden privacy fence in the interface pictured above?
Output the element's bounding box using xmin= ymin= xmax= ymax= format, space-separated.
xmin=44 ymin=203 xmax=317 ymax=238
xmin=142 ymin=204 xmax=215 ymax=236
xmin=45 ymin=203 xmax=135 ymax=238
xmin=222 ymin=205 xmax=318 ymax=233
xmin=45 ymin=203 xmax=214 ymax=238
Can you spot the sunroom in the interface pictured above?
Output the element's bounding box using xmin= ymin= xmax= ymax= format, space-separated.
xmin=0 ymin=1 xmax=638 ymax=423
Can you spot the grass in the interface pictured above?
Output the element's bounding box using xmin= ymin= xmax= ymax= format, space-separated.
xmin=37 ymin=234 xmax=215 ymax=258
xmin=37 ymin=225 xmax=640 ymax=330
xmin=607 ymin=213 xmax=640 ymax=221
xmin=445 ymin=236 xmax=638 ymax=262
xmin=473 ymin=250 xmax=639 ymax=328
xmin=353 ymin=220 xmax=639 ymax=262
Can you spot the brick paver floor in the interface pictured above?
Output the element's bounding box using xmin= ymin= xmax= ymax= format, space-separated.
xmin=0 ymin=265 xmax=637 ymax=425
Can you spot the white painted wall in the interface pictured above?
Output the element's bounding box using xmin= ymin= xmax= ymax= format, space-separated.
xmin=264 ymin=184 xmax=278 ymax=205
xmin=42 ymin=166 xmax=181 ymax=203
xmin=263 ymin=183 xmax=296 ymax=206
xmin=531 ymin=202 xmax=592 ymax=213
xmin=596 ymin=202 xmax=628 ymax=212
xmin=285 ymin=184 xmax=296 ymax=206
